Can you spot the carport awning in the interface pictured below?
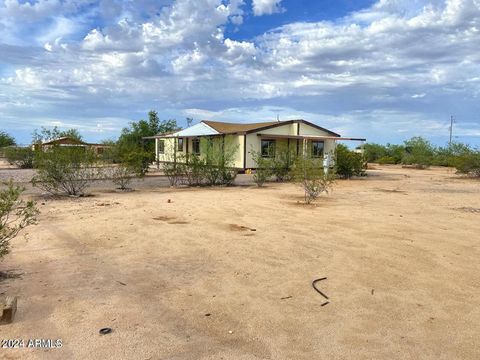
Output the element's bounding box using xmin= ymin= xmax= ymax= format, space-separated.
xmin=256 ymin=133 xmax=366 ymax=141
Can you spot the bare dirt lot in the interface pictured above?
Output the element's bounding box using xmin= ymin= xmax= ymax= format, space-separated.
xmin=1 ymin=166 xmax=479 ymax=359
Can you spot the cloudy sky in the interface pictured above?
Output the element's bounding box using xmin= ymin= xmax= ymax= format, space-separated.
xmin=1 ymin=0 xmax=480 ymax=146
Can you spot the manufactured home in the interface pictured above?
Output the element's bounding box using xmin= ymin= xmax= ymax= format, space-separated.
xmin=149 ymin=119 xmax=365 ymax=171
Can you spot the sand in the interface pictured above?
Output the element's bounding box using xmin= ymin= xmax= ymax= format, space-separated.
xmin=1 ymin=165 xmax=479 ymax=359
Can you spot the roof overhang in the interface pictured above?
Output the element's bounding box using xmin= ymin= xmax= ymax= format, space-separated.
xmin=256 ymin=133 xmax=366 ymax=141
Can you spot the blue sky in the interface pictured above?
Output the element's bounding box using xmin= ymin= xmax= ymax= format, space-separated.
xmin=1 ymin=0 xmax=480 ymax=146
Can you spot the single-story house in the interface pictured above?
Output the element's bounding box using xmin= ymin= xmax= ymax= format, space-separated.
xmin=33 ymin=137 xmax=110 ymax=155
xmin=148 ymin=119 xmax=365 ymax=171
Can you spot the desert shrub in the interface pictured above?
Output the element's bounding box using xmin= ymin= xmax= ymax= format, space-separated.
xmin=121 ymin=149 xmax=151 ymax=176
xmin=291 ymin=156 xmax=335 ymax=204
xmin=32 ymin=147 xmax=101 ymax=196
xmin=433 ymin=143 xmax=473 ymax=167
xmin=1 ymin=180 xmax=38 ymax=259
xmin=402 ymin=137 xmax=435 ymax=169
xmin=202 ymin=137 xmax=238 ymax=186
xmin=109 ymin=165 xmax=135 ymax=190
xmin=4 ymin=147 xmax=35 ymax=168
xmin=335 ymin=144 xmax=365 ymax=178
xmin=220 ymin=168 xmax=237 ymax=186
xmin=183 ymin=155 xmax=206 ymax=186
xmin=377 ymin=156 xmax=397 ymax=164
xmin=270 ymin=146 xmax=295 ymax=182
xmin=250 ymin=151 xmax=273 ymax=187
xmin=163 ymin=162 xmax=185 ymax=186
xmin=454 ymin=151 xmax=480 ymax=177
xmin=364 ymin=143 xmax=387 ymax=163
xmin=384 ymin=144 xmax=404 ymax=164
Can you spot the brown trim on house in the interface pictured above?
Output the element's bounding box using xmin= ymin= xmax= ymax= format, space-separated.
xmin=256 ymin=133 xmax=365 ymax=141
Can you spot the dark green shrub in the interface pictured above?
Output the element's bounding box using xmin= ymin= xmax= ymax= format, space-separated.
xmin=4 ymin=147 xmax=35 ymax=168
xmin=335 ymin=144 xmax=365 ymax=178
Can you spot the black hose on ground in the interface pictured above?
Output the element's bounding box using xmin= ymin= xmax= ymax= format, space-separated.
xmin=312 ymin=277 xmax=329 ymax=306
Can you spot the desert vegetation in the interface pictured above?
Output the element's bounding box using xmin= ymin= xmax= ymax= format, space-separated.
xmin=162 ymin=137 xmax=238 ymax=187
xmin=363 ymin=136 xmax=480 ymax=176
xmin=0 ymin=181 xmax=38 ymax=260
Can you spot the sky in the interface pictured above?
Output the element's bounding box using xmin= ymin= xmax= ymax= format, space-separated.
xmin=1 ymin=0 xmax=480 ymax=146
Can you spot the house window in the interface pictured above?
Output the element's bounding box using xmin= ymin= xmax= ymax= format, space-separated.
xmin=158 ymin=140 xmax=165 ymax=154
xmin=261 ymin=139 xmax=276 ymax=157
xmin=192 ymin=138 xmax=200 ymax=155
xmin=312 ymin=141 xmax=324 ymax=158
xmin=177 ymin=138 xmax=184 ymax=152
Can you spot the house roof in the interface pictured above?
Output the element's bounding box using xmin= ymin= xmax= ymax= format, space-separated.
xmin=152 ymin=119 xmax=341 ymax=138
xmin=172 ymin=122 xmax=220 ymax=137
xmin=41 ymin=137 xmax=87 ymax=146
xmin=202 ymin=120 xmax=281 ymax=134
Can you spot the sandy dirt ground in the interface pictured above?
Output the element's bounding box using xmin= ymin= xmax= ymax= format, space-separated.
xmin=1 ymin=165 xmax=479 ymax=359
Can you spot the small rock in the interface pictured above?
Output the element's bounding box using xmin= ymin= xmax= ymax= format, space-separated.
xmin=228 ymin=330 xmax=233 ymax=334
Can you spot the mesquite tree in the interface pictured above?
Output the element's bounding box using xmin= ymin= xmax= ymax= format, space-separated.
xmin=1 ymin=181 xmax=38 ymax=259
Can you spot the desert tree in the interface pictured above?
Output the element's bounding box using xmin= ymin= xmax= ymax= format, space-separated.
xmin=0 ymin=131 xmax=16 ymax=148
xmin=1 ymin=181 xmax=38 ymax=260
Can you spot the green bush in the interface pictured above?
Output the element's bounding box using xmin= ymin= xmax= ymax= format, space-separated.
xmin=250 ymin=151 xmax=272 ymax=187
xmin=402 ymin=137 xmax=435 ymax=169
xmin=32 ymin=147 xmax=101 ymax=196
xmin=201 ymin=137 xmax=238 ymax=186
xmin=335 ymin=144 xmax=365 ymax=178
xmin=183 ymin=155 xmax=206 ymax=186
xmin=377 ymin=156 xmax=397 ymax=164
xmin=0 ymin=131 xmax=15 ymax=148
xmin=454 ymin=151 xmax=480 ymax=177
xmin=4 ymin=147 xmax=35 ymax=168
xmin=1 ymin=180 xmax=38 ymax=259
xmin=364 ymin=143 xmax=387 ymax=163
xmin=291 ymin=155 xmax=335 ymax=204
xmin=270 ymin=146 xmax=295 ymax=182
xmin=121 ymin=149 xmax=151 ymax=177
xmin=433 ymin=143 xmax=473 ymax=167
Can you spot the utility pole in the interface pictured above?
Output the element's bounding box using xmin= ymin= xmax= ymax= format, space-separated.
xmin=449 ymin=115 xmax=454 ymax=146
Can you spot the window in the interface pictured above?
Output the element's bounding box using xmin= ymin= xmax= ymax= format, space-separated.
xmin=177 ymin=138 xmax=184 ymax=152
xmin=192 ymin=138 xmax=200 ymax=155
xmin=312 ymin=141 xmax=324 ymax=158
xmin=158 ymin=140 xmax=165 ymax=154
xmin=261 ymin=139 xmax=276 ymax=157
